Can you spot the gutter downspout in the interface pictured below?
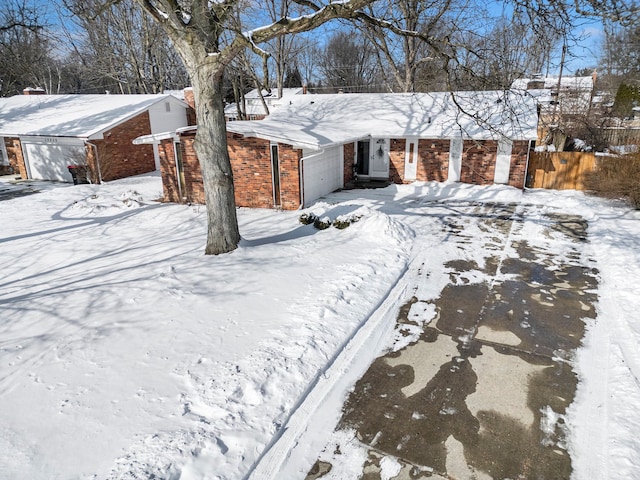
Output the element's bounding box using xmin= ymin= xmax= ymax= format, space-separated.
xmin=299 ymin=156 xmax=305 ymax=208
xmin=84 ymin=141 xmax=102 ymax=184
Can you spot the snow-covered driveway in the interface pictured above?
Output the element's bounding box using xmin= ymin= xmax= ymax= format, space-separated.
xmin=0 ymin=174 xmax=639 ymax=479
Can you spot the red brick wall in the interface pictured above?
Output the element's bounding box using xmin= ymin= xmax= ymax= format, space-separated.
xmin=158 ymin=141 xmax=182 ymax=202
xmin=343 ymin=142 xmax=355 ymax=184
xmin=4 ymin=137 xmax=27 ymax=179
xmin=182 ymin=88 xmax=197 ymax=126
xmin=417 ymin=139 xmax=450 ymax=182
xmin=389 ymin=139 xmax=406 ymax=183
xmin=162 ymin=132 xmax=303 ymax=209
xmin=92 ymin=111 xmax=155 ymax=181
xmin=278 ymin=144 xmax=303 ymax=210
xmin=460 ymin=140 xmax=497 ymax=186
xmin=227 ymin=133 xmax=275 ymax=208
xmin=508 ymin=140 xmax=530 ymax=189
xmin=180 ymin=137 xmax=205 ymax=203
xmin=159 ymin=134 xmax=530 ymax=209
xmin=158 ymin=136 xmax=206 ymax=205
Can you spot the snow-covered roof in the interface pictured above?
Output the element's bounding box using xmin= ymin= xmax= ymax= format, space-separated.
xmin=224 ymin=88 xmax=304 ymax=118
xmin=0 ymin=94 xmax=187 ymax=139
xmin=226 ymin=91 xmax=539 ymax=149
xmin=511 ymin=76 xmax=594 ymax=91
xmin=244 ymin=88 xmax=304 ymax=99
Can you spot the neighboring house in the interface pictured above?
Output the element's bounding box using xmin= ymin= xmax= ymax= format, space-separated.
xmin=224 ymin=87 xmax=304 ymax=121
xmin=0 ymin=89 xmax=191 ymax=183
xmin=511 ymin=74 xmax=600 ymax=150
xmin=511 ymin=74 xmax=597 ymax=115
xmin=602 ymin=105 xmax=640 ymax=149
xmin=137 ymin=91 xmax=538 ymax=210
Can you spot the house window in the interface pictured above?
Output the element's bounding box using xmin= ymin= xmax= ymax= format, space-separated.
xmin=165 ymin=102 xmax=171 ymax=112
xmin=270 ymin=143 xmax=281 ymax=207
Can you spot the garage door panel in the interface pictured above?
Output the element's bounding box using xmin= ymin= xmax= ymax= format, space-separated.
xmin=302 ymin=147 xmax=342 ymax=206
xmin=24 ymin=142 xmax=85 ymax=182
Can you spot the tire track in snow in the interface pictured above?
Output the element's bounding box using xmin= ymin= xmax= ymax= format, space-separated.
xmin=244 ymin=262 xmax=412 ymax=480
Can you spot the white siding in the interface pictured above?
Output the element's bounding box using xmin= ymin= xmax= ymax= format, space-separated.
xmin=302 ymin=147 xmax=343 ymax=206
xmin=148 ymin=98 xmax=189 ymax=135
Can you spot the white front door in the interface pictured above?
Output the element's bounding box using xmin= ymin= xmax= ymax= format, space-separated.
xmin=404 ymin=138 xmax=418 ymax=181
xmin=370 ymin=138 xmax=390 ymax=179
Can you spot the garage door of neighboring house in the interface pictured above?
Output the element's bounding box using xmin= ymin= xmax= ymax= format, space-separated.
xmin=302 ymin=146 xmax=343 ymax=206
xmin=21 ymin=137 xmax=86 ymax=182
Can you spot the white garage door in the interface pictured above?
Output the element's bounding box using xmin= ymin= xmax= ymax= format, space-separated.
xmin=22 ymin=138 xmax=86 ymax=182
xmin=302 ymin=146 xmax=343 ymax=206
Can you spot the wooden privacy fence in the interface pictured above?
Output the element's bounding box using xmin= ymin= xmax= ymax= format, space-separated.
xmin=526 ymin=151 xmax=596 ymax=191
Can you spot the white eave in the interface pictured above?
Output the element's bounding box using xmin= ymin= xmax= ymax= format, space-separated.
xmin=133 ymin=131 xmax=179 ymax=145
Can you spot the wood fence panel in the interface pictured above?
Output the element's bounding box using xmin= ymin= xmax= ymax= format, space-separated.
xmin=527 ymin=152 xmax=596 ymax=191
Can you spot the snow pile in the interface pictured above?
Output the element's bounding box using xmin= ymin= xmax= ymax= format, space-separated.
xmin=66 ymin=190 xmax=148 ymax=217
xmin=0 ymin=175 xmax=411 ymax=479
xmin=0 ymin=175 xmax=639 ymax=479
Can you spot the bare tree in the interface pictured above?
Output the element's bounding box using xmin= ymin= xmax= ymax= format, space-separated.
xmin=601 ymin=21 xmax=640 ymax=91
xmin=62 ymin=0 xmax=189 ymax=94
xmin=452 ymin=12 xmax=562 ymax=90
xmin=319 ymin=30 xmax=379 ymax=92
xmin=294 ymin=37 xmax=322 ymax=88
xmin=358 ymin=0 xmax=456 ymax=92
xmin=0 ymin=0 xmax=59 ymax=96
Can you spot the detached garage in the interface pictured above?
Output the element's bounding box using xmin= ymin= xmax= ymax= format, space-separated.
xmin=0 ymin=89 xmax=191 ymax=183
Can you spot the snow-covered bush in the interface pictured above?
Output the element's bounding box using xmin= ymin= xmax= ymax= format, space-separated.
xmin=333 ymin=215 xmax=362 ymax=230
xmin=313 ymin=216 xmax=332 ymax=230
xmin=299 ymin=212 xmax=318 ymax=225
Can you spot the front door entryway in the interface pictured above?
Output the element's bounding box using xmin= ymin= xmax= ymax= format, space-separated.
xmin=356 ymin=138 xmax=390 ymax=180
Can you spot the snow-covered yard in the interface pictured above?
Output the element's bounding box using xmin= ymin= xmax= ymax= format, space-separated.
xmin=0 ymin=173 xmax=639 ymax=479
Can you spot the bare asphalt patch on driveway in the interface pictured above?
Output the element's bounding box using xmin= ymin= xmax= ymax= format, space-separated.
xmin=307 ymin=202 xmax=598 ymax=480
xmin=0 ymin=181 xmax=40 ymax=200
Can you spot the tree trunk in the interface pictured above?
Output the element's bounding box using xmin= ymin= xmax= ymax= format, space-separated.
xmin=191 ymin=68 xmax=241 ymax=254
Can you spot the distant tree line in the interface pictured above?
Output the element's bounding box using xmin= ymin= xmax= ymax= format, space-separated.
xmin=1 ymin=0 xmax=638 ymax=102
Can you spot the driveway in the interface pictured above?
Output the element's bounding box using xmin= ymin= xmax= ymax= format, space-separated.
xmin=306 ymin=201 xmax=598 ymax=479
xmin=0 ymin=178 xmax=40 ymax=200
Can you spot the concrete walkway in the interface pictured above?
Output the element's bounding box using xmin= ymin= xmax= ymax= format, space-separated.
xmin=307 ymin=202 xmax=598 ymax=479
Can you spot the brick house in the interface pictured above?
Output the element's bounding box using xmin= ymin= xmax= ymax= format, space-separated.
xmin=138 ymin=91 xmax=538 ymax=209
xmin=0 ymin=89 xmax=191 ymax=183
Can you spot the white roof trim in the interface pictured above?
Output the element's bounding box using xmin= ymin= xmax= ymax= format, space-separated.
xmin=133 ymin=131 xmax=178 ymax=145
